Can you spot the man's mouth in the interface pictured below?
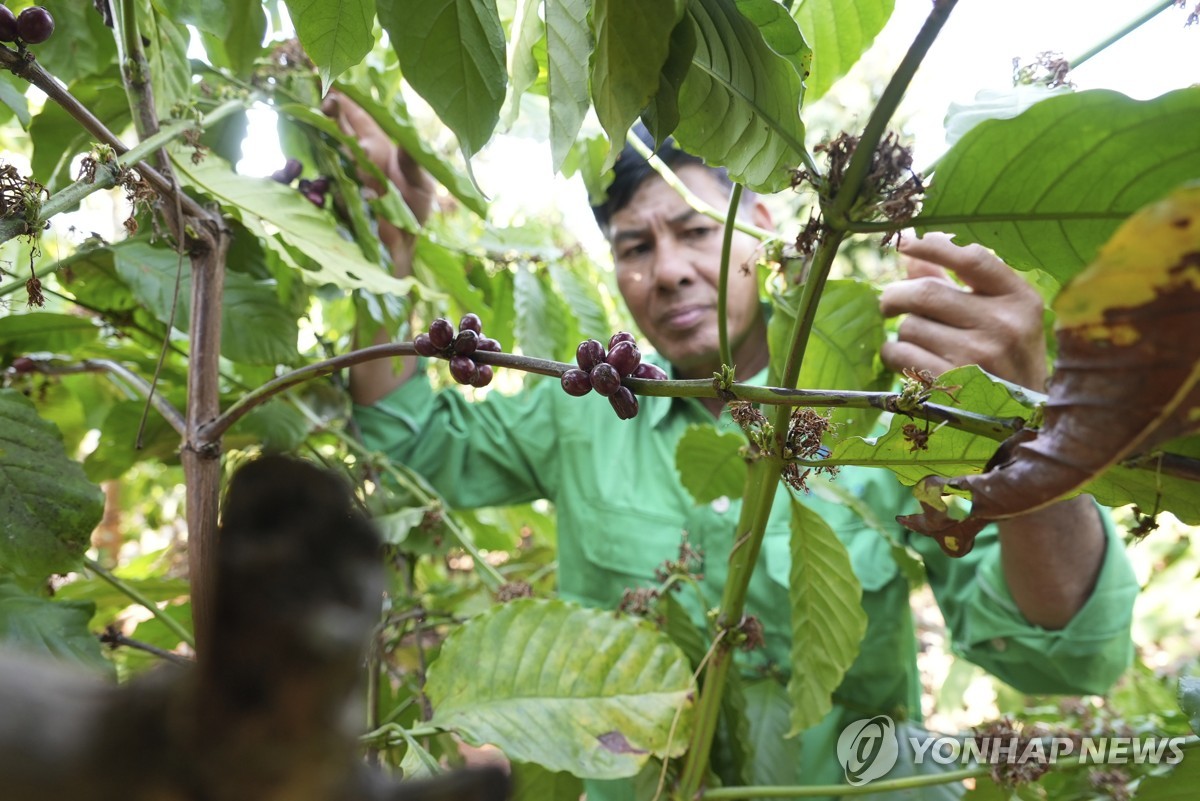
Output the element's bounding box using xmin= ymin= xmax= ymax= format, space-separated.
xmin=658 ymin=305 xmax=709 ymax=331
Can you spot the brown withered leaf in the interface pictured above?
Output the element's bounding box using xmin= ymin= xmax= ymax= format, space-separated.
xmin=901 ymin=184 xmax=1200 ymax=554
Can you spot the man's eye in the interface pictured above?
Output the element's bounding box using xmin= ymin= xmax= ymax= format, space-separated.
xmin=683 ymin=227 xmax=716 ymax=240
xmin=619 ymin=242 xmax=651 ymax=260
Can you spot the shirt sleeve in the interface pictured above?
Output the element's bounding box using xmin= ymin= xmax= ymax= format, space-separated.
xmin=907 ymin=502 xmax=1138 ymax=696
xmin=352 ymin=367 xmax=562 ymax=508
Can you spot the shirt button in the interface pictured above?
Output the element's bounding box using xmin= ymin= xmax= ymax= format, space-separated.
xmin=711 ymin=496 xmax=730 ymax=514
xmin=990 ymin=637 xmax=1008 ymax=652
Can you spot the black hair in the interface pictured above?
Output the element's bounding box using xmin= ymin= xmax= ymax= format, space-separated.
xmin=590 ymin=123 xmax=733 ymax=233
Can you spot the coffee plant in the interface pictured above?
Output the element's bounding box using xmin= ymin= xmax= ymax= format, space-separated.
xmin=0 ymin=0 xmax=1197 ymax=799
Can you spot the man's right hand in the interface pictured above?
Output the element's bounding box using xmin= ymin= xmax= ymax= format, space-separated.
xmin=323 ymin=91 xmax=436 ymax=406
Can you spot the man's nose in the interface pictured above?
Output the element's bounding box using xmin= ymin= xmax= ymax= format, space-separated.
xmin=651 ymin=237 xmax=694 ymax=289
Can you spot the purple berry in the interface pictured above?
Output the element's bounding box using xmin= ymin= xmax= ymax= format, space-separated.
xmin=609 ymin=386 xmax=639 ymax=420
xmin=470 ymin=364 xmax=494 ymax=388
xmin=308 ymin=176 xmax=330 ymax=194
xmin=414 ymin=333 xmax=438 ymax=357
xmin=576 ymin=339 xmax=606 ymax=372
xmin=560 ymin=369 xmax=592 ymax=397
xmin=449 ymin=356 xmax=477 ymax=385
xmin=0 ymin=7 xmax=17 ymax=42
xmin=608 ymin=331 xmax=636 ymax=350
xmin=631 ymin=362 xmax=668 ymax=380
xmin=476 ymin=336 xmax=502 ymax=353
xmin=590 ymin=363 xmax=621 ymax=397
xmin=454 ymin=329 xmax=478 ymax=355
xmin=16 ymin=6 xmax=53 ymax=45
xmin=11 ymin=356 xmax=35 ymax=373
xmin=459 ymin=313 xmax=483 ymax=334
xmin=304 ymin=191 xmax=326 ymax=208
xmin=605 ymin=341 xmax=641 ymax=377
xmin=428 ymin=318 xmax=454 ymax=349
xmin=297 ymin=178 xmax=312 ymax=193
xmin=282 ymin=158 xmax=303 ymax=182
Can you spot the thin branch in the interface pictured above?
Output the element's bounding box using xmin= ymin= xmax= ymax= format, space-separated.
xmin=0 ymin=100 xmax=246 ymax=247
xmin=826 ymin=0 xmax=959 ymax=229
xmin=717 ymin=183 xmax=743 ymax=370
xmin=83 ymin=557 xmax=196 ymax=649
xmin=34 ymin=358 xmax=186 ymax=435
xmin=99 ymin=626 xmax=193 ymax=666
xmin=1068 ymin=0 xmax=1179 ymax=69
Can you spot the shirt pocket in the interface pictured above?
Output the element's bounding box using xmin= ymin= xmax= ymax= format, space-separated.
xmin=575 ymin=495 xmax=689 ymax=608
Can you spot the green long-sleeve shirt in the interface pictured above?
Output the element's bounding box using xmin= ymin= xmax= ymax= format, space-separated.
xmin=355 ymin=364 xmax=1138 ymax=796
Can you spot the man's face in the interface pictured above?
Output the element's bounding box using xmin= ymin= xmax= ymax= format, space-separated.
xmin=609 ymin=165 xmax=772 ymax=379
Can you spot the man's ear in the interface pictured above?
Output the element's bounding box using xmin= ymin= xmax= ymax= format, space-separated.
xmin=750 ymin=196 xmax=774 ymax=232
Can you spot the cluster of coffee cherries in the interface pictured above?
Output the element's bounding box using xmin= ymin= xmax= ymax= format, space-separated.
xmin=414 ymin=313 xmax=501 ymax=388
xmin=560 ymin=332 xmax=667 ymax=420
xmin=0 ymin=5 xmax=54 ymax=45
xmin=270 ymin=158 xmax=331 ymax=208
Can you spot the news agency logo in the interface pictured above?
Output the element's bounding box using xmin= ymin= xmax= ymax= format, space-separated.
xmin=837 ymin=715 xmax=899 ymax=785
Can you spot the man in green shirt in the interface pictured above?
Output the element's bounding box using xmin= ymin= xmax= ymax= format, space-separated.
xmin=330 ymin=97 xmax=1138 ymax=795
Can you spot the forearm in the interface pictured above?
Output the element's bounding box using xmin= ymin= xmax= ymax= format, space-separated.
xmin=997 ymin=494 xmax=1108 ymax=630
xmin=349 ymin=234 xmax=419 ymax=407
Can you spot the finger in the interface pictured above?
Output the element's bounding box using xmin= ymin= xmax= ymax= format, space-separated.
xmin=902 ymin=254 xmax=952 ymax=282
xmin=895 ymin=315 xmax=965 ymax=362
xmin=899 ymin=233 xmax=1023 ymax=296
xmin=879 ymin=276 xmax=982 ymax=327
xmin=880 ymin=340 xmax=955 ymax=378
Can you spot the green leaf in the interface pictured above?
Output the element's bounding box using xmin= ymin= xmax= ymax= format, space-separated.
xmin=142 ymin=7 xmax=192 ymax=118
xmin=1179 ymin=677 xmax=1200 ymax=736
xmin=786 ymin=496 xmax=867 ymax=734
xmin=590 ymin=0 xmax=687 ymax=160
xmin=35 ymin=0 xmax=119 ymax=84
xmin=285 ymin=0 xmax=374 ymax=90
xmin=426 ymin=598 xmax=695 ymax=779
xmin=743 ymin=678 xmax=803 ymax=786
xmin=641 ymin=15 xmax=697 ymax=146
xmin=513 ymin=265 xmax=570 ymax=361
xmin=173 ymin=154 xmax=420 ymax=298
xmin=510 ymin=762 xmax=584 ymax=801
xmin=548 ymin=260 xmax=609 ymax=342
xmin=0 ymin=72 xmax=30 ymax=129
xmin=378 ymin=0 xmax=508 ymax=159
xmin=83 ymin=400 xmax=181 ymax=483
xmin=0 ymin=313 xmax=98 ymax=357
xmin=827 ymin=366 xmax=1037 ymax=485
xmin=545 ymin=0 xmax=592 ymax=172
xmin=199 ymin=1 xmax=267 ymax=78
xmin=918 ymin=88 xmax=1200 ymax=282
xmin=672 ymin=0 xmax=810 ymax=192
xmin=30 ymin=69 xmax=130 ymax=192
xmin=0 ymin=577 xmax=111 ymax=675
xmin=504 ymin=0 xmax=544 ymax=128
xmin=792 ymin=0 xmax=893 ymax=101
xmin=151 ymin=0 xmax=232 ymax=37
xmin=225 ymin=400 xmax=313 ymax=452
xmin=768 ymin=279 xmax=888 ymax=439
xmin=675 ymin=425 xmax=747 ymax=505
xmin=1134 ymin=752 xmax=1200 ymax=801
xmin=0 ymin=390 xmax=104 ymax=583
xmin=114 ymin=240 xmax=299 ymax=365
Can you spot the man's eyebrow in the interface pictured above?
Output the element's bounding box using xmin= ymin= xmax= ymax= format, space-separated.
xmin=611 ymin=209 xmax=701 ymax=244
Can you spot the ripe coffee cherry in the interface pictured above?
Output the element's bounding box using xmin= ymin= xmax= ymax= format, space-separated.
xmin=459 ymin=313 xmax=482 ymax=334
xmin=608 ymin=331 xmax=635 ymax=350
xmin=605 ymin=341 xmax=641 ymax=377
xmin=590 ymin=363 xmax=622 ymax=397
xmin=271 ymin=158 xmax=303 ymax=184
xmin=560 ymin=368 xmax=592 ymax=397
xmin=308 ymin=176 xmax=330 ymax=194
xmin=304 ymin=191 xmax=326 ymax=208
xmin=414 ymin=333 xmax=438 ymax=357
xmin=11 ymin=356 xmax=35 ymax=373
xmin=631 ymin=362 xmax=668 ymax=380
xmin=16 ymin=6 xmax=53 ymax=44
xmin=609 ymin=387 xmax=639 ymax=420
xmin=428 ymin=318 xmax=454 ymax=349
xmin=470 ymin=364 xmax=494 ymax=388
xmin=576 ymin=339 xmax=605 ymax=372
xmin=476 ymin=336 xmax=502 ymax=353
xmin=0 ymin=7 xmax=19 ymax=42
xmin=449 ymin=355 xmax=477 ymax=385
xmin=454 ymin=329 xmax=478 ymax=355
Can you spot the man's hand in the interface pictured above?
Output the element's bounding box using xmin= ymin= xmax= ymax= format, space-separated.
xmin=880 ymin=233 xmax=1048 ymax=391
xmin=321 ymin=90 xmax=436 ymax=258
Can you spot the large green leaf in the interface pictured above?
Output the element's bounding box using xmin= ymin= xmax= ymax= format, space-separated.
xmin=918 ymin=88 xmax=1200 ymax=282
xmin=142 ymin=6 xmax=192 ymax=118
xmin=792 ymin=0 xmax=893 ymax=101
xmin=151 ymin=0 xmax=231 ymax=37
xmin=1135 ymin=751 xmax=1200 ymax=801
xmin=590 ymin=0 xmax=687 ymax=160
xmin=198 ymin=1 xmax=266 ymax=78
xmin=426 ymin=598 xmax=695 ymax=779
xmin=641 ymin=15 xmax=697 ymax=146
xmin=285 ymin=0 xmax=375 ymax=90
xmin=83 ymin=400 xmax=181 ymax=483
xmin=378 ymin=0 xmax=507 ymax=160
xmin=0 ymin=577 xmax=111 ymax=675
xmin=30 ymin=69 xmax=131 ymax=192
xmin=114 ymin=240 xmax=299 ymax=365
xmin=545 ymin=0 xmax=592 ymax=172
xmin=513 ymin=265 xmax=570 ymax=361
xmin=670 ymin=0 xmax=809 ymax=193
xmin=510 ymin=762 xmax=584 ymax=801
xmin=1180 ymin=677 xmax=1200 ymax=736
xmin=0 ymin=72 xmax=30 ymax=129
xmin=743 ymin=678 xmax=803 ymax=786
xmin=0 ymin=313 xmax=98 ymax=357
xmin=0 ymin=390 xmax=104 ymax=583
xmin=675 ymin=424 xmax=747 ymax=504
xmin=786 ymin=496 xmax=867 ymax=734
xmin=504 ymin=0 xmax=544 ymax=128
xmin=35 ymin=0 xmax=119 ymax=85
xmin=173 ymin=154 xmax=419 ymax=298
xmin=768 ymin=279 xmax=889 ymax=438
